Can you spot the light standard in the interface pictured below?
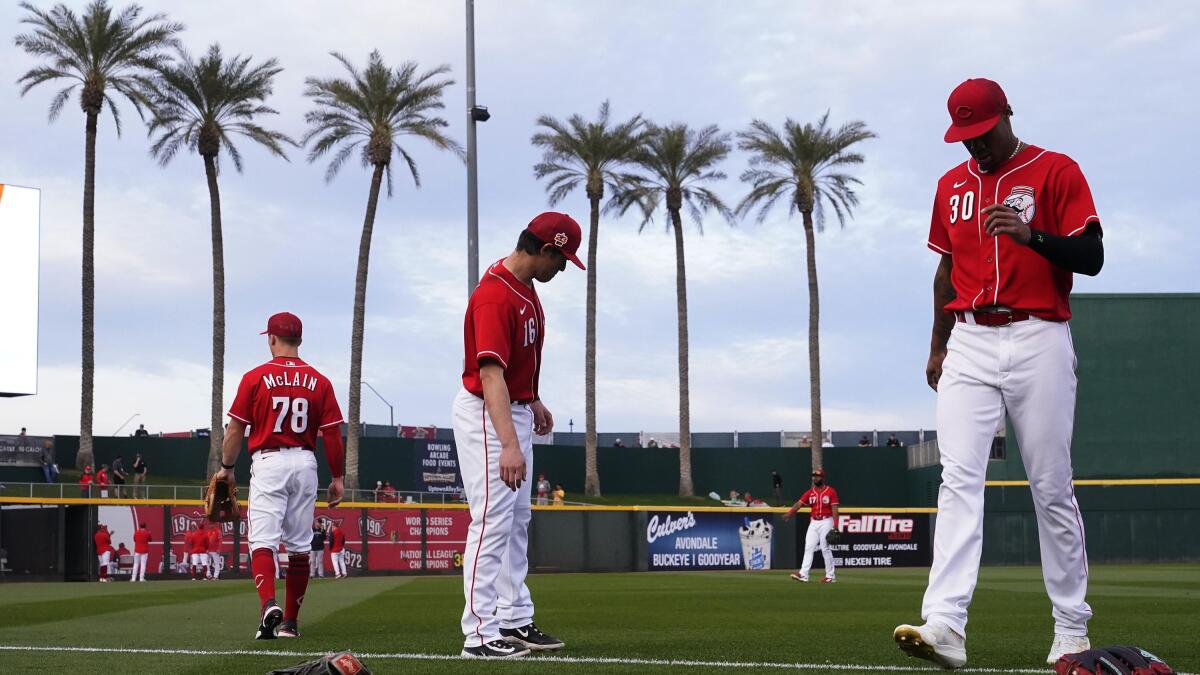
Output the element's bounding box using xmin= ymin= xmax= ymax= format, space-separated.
xmin=465 ymin=0 xmax=490 ymax=296
xmin=362 ymin=381 xmax=394 ymax=428
xmin=113 ymin=413 xmax=140 ymax=436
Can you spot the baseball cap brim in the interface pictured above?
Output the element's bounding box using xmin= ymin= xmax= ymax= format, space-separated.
xmin=944 ymin=114 xmax=1001 ymax=143
xmin=564 ymin=251 xmax=585 ymax=270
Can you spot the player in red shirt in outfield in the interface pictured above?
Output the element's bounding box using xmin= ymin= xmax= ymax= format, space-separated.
xmin=215 ymin=312 xmax=345 ymax=640
xmin=783 ymin=468 xmax=840 ymax=583
xmin=93 ymin=524 xmax=113 ymax=582
xmin=452 ymin=213 xmax=581 ymax=659
xmin=328 ymin=524 xmax=347 ymax=579
xmin=132 ymin=522 xmax=152 ymax=582
xmin=894 ymin=79 xmax=1103 ymax=669
xmin=189 ymin=523 xmax=209 ymax=581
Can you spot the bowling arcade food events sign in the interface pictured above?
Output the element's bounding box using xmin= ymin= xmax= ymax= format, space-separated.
xmin=646 ymin=511 xmax=774 ymax=571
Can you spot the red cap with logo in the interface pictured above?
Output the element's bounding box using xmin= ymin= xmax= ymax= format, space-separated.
xmin=944 ymin=78 xmax=1008 ymax=143
xmin=260 ymin=312 xmax=302 ymax=338
xmin=526 ymin=212 xmax=585 ymax=270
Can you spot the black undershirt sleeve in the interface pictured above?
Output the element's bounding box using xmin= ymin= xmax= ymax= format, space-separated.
xmin=1026 ymin=222 xmax=1104 ymax=276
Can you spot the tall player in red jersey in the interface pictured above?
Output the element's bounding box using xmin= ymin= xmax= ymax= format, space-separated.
xmin=783 ymin=468 xmax=840 ymax=583
xmin=452 ymin=212 xmax=582 ymax=659
xmin=214 ymin=312 xmax=346 ymax=640
xmin=895 ymin=79 xmax=1103 ymax=669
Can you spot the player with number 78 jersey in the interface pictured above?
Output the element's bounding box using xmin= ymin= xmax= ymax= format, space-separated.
xmin=217 ymin=311 xmax=345 ymax=640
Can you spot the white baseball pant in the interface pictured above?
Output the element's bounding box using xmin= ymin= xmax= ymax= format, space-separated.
xmin=248 ymin=448 xmax=318 ymax=555
xmin=331 ymin=550 xmax=347 ymax=577
xmin=190 ymin=553 xmax=207 ymax=569
xmin=311 ymin=551 xmax=325 ymax=577
xmin=799 ymin=517 xmax=836 ymax=580
xmin=97 ymin=551 xmax=111 ymax=576
xmin=923 ymin=317 xmax=1091 ymax=638
xmin=452 ymin=388 xmax=535 ymax=649
xmin=132 ymin=553 xmax=148 ymax=581
xmin=208 ymin=552 xmax=222 ymax=578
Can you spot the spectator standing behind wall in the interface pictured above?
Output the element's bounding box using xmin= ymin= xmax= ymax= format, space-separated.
xmin=96 ymin=465 xmax=110 ymax=498
xmin=132 ymin=453 xmax=148 ymax=498
xmin=886 ymin=433 xmax=903 ymax=448
xmin=134 ymin=424 xmax=149 ymax=437
xmin=552 ymin=484 xmax=565 ymax=506
xmin=111 ymin=456 xmax=126 ymax=498
xmin=771 ymin=470 xmax=783 ymax=505
xmin=536 ymin=474 xmax=550 ymax=506
xmin=79 ymin=465 xmax=94 ymax=497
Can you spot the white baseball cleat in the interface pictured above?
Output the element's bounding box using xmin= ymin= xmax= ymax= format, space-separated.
xmin=789 ymin=573 xmax=808 ymax=583
xmin=894 ymin=622 xmax=967 ymax=669
xmin=1046 ymin=633 xmax=1090 ymax=664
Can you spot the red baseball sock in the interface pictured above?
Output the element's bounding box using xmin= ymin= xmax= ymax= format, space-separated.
xmin=284 ymin=553 xmax=310 ymax=622
xmin=99 ymin=564 xmax=107 ymax=581
xmin=251 ymin=548 xmax=277 ymax=609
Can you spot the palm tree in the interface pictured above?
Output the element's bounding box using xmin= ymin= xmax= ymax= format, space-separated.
xmin=531 ymin=101 xmax=645 ymax=497
xmin=611 ymin=123 xmax=733 ymax=496
xmin=303 ymin=51 xmax=462 ymax=492
xmin=736 ymin=112 xmax=875 ymax=469
xmin=14 ymin=1 xmax=181 ymax=469
xmin=146 ymin=44 xmax=295 ymax=477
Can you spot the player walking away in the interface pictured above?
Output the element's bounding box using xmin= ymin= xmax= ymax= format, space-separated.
xmin=189 ymin=523 xmax=210 ymax=581
xmin=535 ymin=473 xmax=550 ymax=506
xmin=213 ymin=312 xmax=346 ymax=640
xmin=207 ymin=524 xmax=223 ymax=580
xmin=783 ymin=469 xmax=839 ymax=583
xmin=894 ymin=78 xmax=1103 ymax=669
xmin=132 ymin=522 xmax=151 ymax=582
xmin=93 ymin=523 xmax=113 ymax=582
xmin=328 ymin=523 xmax=347 ymax=578
xmin=452 ymin=212 xmax=582 ymax=659
xmin=310 ymin=523 xmax=326 ymax=578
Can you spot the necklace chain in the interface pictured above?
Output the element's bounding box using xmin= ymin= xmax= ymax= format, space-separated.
xmin=979 ymin=139 xmax=1023 ymax=174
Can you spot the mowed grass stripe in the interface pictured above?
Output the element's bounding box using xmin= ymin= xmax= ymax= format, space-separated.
xmin=0 ymin=582 xmax=247 ymax=629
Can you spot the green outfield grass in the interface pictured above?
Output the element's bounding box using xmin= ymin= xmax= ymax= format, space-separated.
xmin=0 ymin=565 xmax=1196 ymax=674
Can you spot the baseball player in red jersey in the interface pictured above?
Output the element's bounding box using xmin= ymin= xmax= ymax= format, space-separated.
xmin=93 ymin=524 xmax=113 ymax=582
xmin=328 ymin=523 xmax=347 ymax=578
xmin=452 ymin=212 xmax=582 ymax=659
xmin=895 ymin=79 xmax=1103 ymax=669
xmin=189 ymin=523 xmax=209 ymax=581
xmin=132 ymin=522 xmax=151 ymax=582
xmin=214 ymin=312 xmax=346 ymax=640
xmin=207 ymin=525 xmax=223 ymax=580
xmin=783 ymin=469 xmax=839 ymax=583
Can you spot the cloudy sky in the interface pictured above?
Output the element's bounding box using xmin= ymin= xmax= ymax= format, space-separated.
xmin=0 ymin=1 xmax=1194 ymax=438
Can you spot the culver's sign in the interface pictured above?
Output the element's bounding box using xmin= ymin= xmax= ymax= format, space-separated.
xmin=646 ymin=511 xmax=773 ymax=572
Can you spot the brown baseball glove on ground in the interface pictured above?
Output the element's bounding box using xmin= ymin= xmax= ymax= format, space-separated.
xmin=204 ymin=475 xmax=240 ymax=523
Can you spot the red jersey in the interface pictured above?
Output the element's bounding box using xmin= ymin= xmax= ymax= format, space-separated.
xmin=228 ymin=356 xmax=344 ymax=453
xmin=96 ymin=469 xmax=109 ymax=486
xmin=207 ymin=527 xmax=221 ymax=551
xmin=93 ymin=529 xmax=112 ymax=555
xmin=928 ymin=145 xmax=1100 ymax=321
xmin=189 ymin=528 xmax=209 ymax=555
xmin=799 ymin=486 xmax=839 ymax=520
xmin=461 ymin=260 xmax=546 ymax=402
xmin=329 ymin=526 xmax=345 ymax=552
xmin=79 ymin=474 xmax=93 ymax=486
xmin=116 ymin=545 xmax=130 ymax=557
xmin=133 ymin=528 xmax=152 ymax=554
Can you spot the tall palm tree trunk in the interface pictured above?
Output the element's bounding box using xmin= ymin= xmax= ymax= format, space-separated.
xmin=670 ymin=207 xmax=693 ymax=497
xmin=79 ymin=110 xmax=98 ymax=470
xmin=203 ymin=154 xmax=226 ymax=477
xmin=345 ymin=163 xmax=386 ymax=493
xmin=584 ymin=194 xmax=601 ymax=496
xmin=802 ymin=210 xmax=823 ymax=469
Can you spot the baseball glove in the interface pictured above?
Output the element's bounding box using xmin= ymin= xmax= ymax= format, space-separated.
xmin=825 ymin=529 xmax=842 ymax=545
xmin=204 ymin=474 xmax=240 ymax=523
xmin=1054 ymin=645 xmax=1174 ymax=675
xmin=268 ymin=652 xmax=371 ymax=675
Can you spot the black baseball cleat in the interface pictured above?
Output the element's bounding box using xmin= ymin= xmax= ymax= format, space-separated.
xmin=255 ymin=599 xmax=283 ymax=640
xmin=500 ymin=622 xmax=565 ymax=651
xmin=460 ymin=639 xmax=531 ymax=659
xmin=275 ymin=619 xmax=299 ymax=638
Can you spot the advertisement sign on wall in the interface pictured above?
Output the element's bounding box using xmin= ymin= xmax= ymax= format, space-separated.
xmin=413 ymin=440 xmax=463 ymax=494
xmin=0 ymin=434 xmax=53 ymax=467
xmin=646 ymin=511 xmax=774 ymax=571
xmin=806 ymin=513 xmax=932 ymax=569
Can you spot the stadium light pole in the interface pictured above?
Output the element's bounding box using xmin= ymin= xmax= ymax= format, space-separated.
xmin=465 ymin=0 xmax=491 ymax=297
xmin=112 ymin=413 xmax=140 ymax=437
xmin=362 ymin=381 xmax=394 ymax=428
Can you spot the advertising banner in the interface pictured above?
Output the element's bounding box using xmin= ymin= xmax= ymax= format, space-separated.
xmin=646 ymin=511 xmax=774 ymax=571
xmin=423 ymin=509 xmax=470 ymax=571
xmin=805 ymin=513 xmax=932 ymax=569
xmin=413 ymin=440 xmax=463 ymax=494
xmin=0 ymin=434 xmax=53 ymax=467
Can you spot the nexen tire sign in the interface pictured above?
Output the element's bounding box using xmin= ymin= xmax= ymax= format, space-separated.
xmin=811 ymin=513 xmax=932 ymax=569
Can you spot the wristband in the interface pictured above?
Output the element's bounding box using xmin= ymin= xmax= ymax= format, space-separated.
xmin=220 ymin=461 xmax=236 ymax=470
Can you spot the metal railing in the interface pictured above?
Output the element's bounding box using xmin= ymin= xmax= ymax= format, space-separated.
xmin=0 ymin=481 xmax=468 ymax=505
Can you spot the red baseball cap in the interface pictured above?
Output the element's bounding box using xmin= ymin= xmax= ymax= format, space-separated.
xmin=526 ymin=212 xmax=585 ymax=270
xmin=261 ymin=311 xmax=302 ymax=338
xmin=944 ymin=78 xmax=1008 ymax=143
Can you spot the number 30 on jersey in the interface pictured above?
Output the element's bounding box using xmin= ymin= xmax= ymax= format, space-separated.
xmin=948 ymin=191 xmax=975 ymax=224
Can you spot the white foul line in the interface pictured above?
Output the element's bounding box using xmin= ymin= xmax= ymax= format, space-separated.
xmin=8 ymin=644 xmax=1193 ymax=674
